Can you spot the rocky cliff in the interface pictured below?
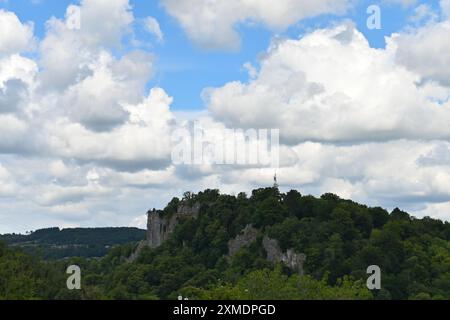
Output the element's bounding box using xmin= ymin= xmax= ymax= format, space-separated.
xmin=227 ymin=224 xmax=259 ymax=257
xmin=262 ymin=236 xmax=306 ymax=275
xmin=139 ymin=204 xmax=306 ymax=275
xmin=146 ymin=203 xmax=201 ymax=248
xmin=227 ymin=224 xmax=307 ymax=275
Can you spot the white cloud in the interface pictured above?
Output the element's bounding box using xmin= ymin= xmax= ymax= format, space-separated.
xmin=222 ymin=139 xmax=450 ymax=214
xmin=408 ymin=4 xmax=438 ymax=25
xmin=61 ymin=56 xmax=133 ymax=131
xmin=393 ymin=19 xmax=450 ymax=86
xmin=190 ymin=21 xmax=450 ymax=222
xmin=0 ymin=54 xmax=37 ymax=86
xmin=46 ymin=88 xmax=175 ymax=171
xmin=0 ymin=10 xmax=34 ymax=57
xmin=129 ymin=214 xmax=147 ymax=229
xmin=0 ymin=164 xmax=17 ymax=196
xmin=0 ymin=55 xmax=37 ymax=123
xmin=161 ymin=0 xmax=351 ymax=49
xmin=441 ymin=0 xmax=450 ymax=17
xmin=0 ymin=79 xmax=28 ymax=114
xmin=35 ymin=182 xmax=110 ymax=207
xmin=47 ymin=203 xmax=91 ymax=222
xmin=0 ymin=114 xmax=29 ymax=153
xmin=205 ymin=23 xmax=450 ymax=143
xmin=145 ymin=16 xmax=164 ymax=42
xmin=417 ymin=201 xmax=450 ymax=221
xmin=114 ymin=166 xmax=178 ymax=188
xmin=243 ymin=62 xmax=258 ymax=79
xmin=1 ymin=2 xmax=450 ymax=233
xmin=48 ymin=160 xmax=71 ymax=180
xmin=0 ymin=4 xmax=178 ymax=230
xmin=39 ymin=0 xmax=134 ymax=91
xmin=78 ymin=0 xmax=133 ymax=47
xmin=36 ymin=1 xmax=153 ymax=131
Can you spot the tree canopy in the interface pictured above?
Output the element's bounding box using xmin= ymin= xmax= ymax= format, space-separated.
xmin=1 ymin=188 xmax=449 ymax=300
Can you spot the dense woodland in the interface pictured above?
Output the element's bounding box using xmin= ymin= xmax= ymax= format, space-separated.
xmin=1 ymin=188 xmax=449 ymax=300
xmin=0 ymin=227 xmax=145 ymax=259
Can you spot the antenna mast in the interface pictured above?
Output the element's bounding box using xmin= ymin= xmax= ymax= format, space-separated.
xmin=273 ymin=172 xmax=279 ymax=189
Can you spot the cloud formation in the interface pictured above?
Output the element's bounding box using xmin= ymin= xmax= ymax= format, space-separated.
xmin=145 ymin=16 xmax=164 ymax=42
xmin=0 ymin=0 xmax=449 ymax=233
xmin=205 ymin=23 xmax=450 ymax=143
xmin=0 ymin=9 xmax=34 ymax=57
xmin=161 ymin=0 xmax=351 ymax=49
xmin=394 ymin=19 xmax=450 ymax=87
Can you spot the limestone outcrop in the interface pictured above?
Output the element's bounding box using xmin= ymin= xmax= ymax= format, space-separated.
xmin=226 ymin=225 xmax=307 ymax=275
xmin=136 ymin=203 xmax=307 ymax=275
xmin=146 ymin=203 xmax=200 ymax=248
xmin=262 ymin=236 xmax=306 ymax=275
xmin=227 ymin=224 xmax=259 ymax=257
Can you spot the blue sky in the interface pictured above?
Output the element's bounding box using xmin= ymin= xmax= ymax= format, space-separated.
xmin=1 ymin=0 xmax=269 ymax=110
xmin=0 ymin=0 xmax=434 ymax=110
xmin=1 ymin=0 xmax=449 ymax=233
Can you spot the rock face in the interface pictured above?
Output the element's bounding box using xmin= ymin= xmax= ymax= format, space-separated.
xmin=127 ymin=240 xmax=148 ymax=262
xmin=227 ymin=225 xmax=259 ymax=257
xmin=146 ymin=203 xmax=201 ymax=248
xmin=226 ymin=225 xmax=307 ymax=275
xmin=140 ymin=204 xmax=307 ymax=275
xmin=262 ymin=236 xmax=306 ymax=275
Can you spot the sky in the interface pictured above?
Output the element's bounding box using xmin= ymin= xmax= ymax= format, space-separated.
xmin=0 ymin=0 xmax=449 ymax=233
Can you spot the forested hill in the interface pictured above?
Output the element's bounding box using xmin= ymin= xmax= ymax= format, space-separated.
xmin=126 ymin=188 xmax=450 ymax=300
xmin=0 ymin=188 xmax=449 ymax=300
xmin=0 ymin=227 xmax=145 ymax=259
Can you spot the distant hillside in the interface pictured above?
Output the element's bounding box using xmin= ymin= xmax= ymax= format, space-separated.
xmin=0 ymin=227 xmax=145 ymax=259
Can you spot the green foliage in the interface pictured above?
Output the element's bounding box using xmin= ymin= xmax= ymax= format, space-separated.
xmin=0 ymin=227 xmax=145 ymax=259
xmin=0 ymin=242 xmax=67 ymax=300
xmin=179 ymin=268 xmax=372 ymax=300
xmin=0 ymin=188 xmax=449 ymax=300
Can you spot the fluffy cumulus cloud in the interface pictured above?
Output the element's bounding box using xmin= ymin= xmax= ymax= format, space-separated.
xmin=205 ymin=23 xmax=450 ymax=143
xmin=0 ymin=0 xmax=450 ymax=233
xmin=0 ymin=0 xmax=178 ymax=232
xmin=161 ymin=0 xmax=351 ymax=49
xmin=77 ymin=0 xmax=133 ymax=47
xmin=59 ymin=51 xmax=154 ymax=131
xmin=47 ymin=87 xmax=175 ymax=171
xmin=203 ymin=16 xmax=450 ymax=220
xmin=393 ymin=20 xmax=450 ymax=87
xmin=0 ymin=79 xmax=27 ymax=114
xmin=0 ymin=51 xmax=37 ymax=154
xmin=0 ymin=9 xmax=34 ymax=57
xmin=39 ymin=0 xmax=135 ymax=91
xmin=388 ymin=1 xmax=450 ymax=88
